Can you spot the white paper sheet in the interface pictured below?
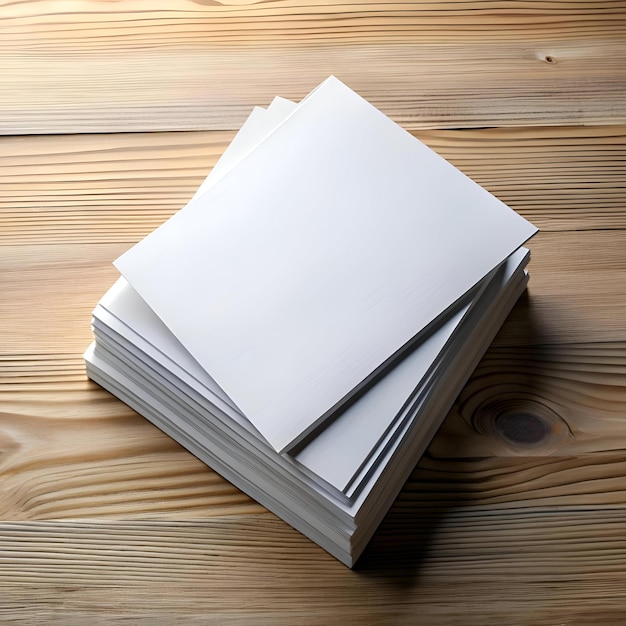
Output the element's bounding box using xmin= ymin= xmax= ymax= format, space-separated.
xmin=115 ymin=76 xmax=537 ymax=453
xmin=97 ymin=97 xmax=530 ymax=497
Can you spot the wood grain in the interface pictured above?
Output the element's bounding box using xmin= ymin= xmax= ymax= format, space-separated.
xmin=0 ymin=358 xmax=263 ymax=521
xmin=3 ymin=2 xmax=626 ymax=620
xmin=3 ymin=509 xmax=626 ymax=624
xmin=433 ymin=342 xmax=626 ymax=457
xmin=1 ymin=1 xmax=625 ymax=133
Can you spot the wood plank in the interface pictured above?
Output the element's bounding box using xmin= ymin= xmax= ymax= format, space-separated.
xmin=433 ymin=342 xmax=626 ymax=457
xmin=502 ymin=230 xmax=626 ymax=345
xmin=1 ymin=1 xmax=625 ymax=132
xmin=0 ymin=358 xmax=263 ymax=521
xmin=2 ymin=126 xmax=626 ymax=247
xmin=0 ymin=243 xmax=125 ymax=355
xmin=3 ymin=508 xmax=626 ymax=624
xmin=0 ymin=132 xmax=231 ymax=246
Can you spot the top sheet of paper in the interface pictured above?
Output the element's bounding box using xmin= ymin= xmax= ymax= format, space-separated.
xmin=115 ymin=76 xmax=537 ymax=453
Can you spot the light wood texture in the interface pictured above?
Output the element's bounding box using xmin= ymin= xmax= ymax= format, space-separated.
xmin=3 ymin=508 xmax=626 ymax=625
xmin=1 ymin=1 xmax=626 ymax=133
xmin=3 ymin=2 xmax=626 ymax=623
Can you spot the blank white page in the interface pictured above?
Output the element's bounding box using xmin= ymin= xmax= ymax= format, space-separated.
xmin=192 ymin=97 xmax=297 ymax=202
xmin=99 ymin=99 xmax=523 ymax=497
xmin=115 ymin=76 xmax=537 ymax=453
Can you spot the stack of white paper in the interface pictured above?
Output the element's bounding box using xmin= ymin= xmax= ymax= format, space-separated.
xmin=85 ymin=77 xmax=537 ymax=567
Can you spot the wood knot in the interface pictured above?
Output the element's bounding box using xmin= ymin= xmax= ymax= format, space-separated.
xmin=471 ymin=398 xmax=569 ymax=454
xmin=495 ymin=412 xmax=548 ymax=445
xmin=544 ymin=55 xmax=556 ymax=64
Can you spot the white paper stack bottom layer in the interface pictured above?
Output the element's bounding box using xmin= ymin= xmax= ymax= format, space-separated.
xmin=84 ymin=77 xmax=537 ymax=567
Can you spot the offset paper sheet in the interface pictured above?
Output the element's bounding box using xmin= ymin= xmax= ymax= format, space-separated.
xmin=95 ymin=99 xmax=528 ymax=499
xmin=115 ymin=76 xmax=537 ymax=453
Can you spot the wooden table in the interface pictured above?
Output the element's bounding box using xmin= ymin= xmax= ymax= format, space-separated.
xmin=2 ymin=2 xmax=626 ymax=623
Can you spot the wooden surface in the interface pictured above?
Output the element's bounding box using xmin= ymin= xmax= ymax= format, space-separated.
xmin=2 ymin=1 xmax=626 ymax=623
